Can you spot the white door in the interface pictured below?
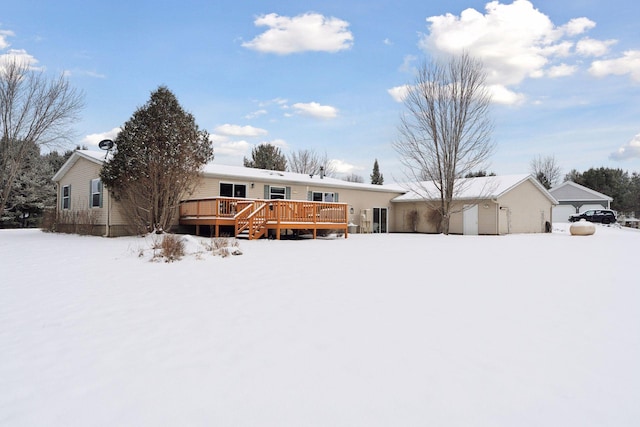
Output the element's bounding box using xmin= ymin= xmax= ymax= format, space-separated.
xmin=553 ymin=205 xmax=576 ymax=223
xmin=463 ymin=204 xmax=479 ymax=235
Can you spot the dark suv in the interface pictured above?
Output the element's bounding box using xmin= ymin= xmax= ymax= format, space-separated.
xmin=569 ymin=209 xmax=617 ymax=224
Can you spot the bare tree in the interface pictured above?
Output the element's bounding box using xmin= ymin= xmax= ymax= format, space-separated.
xmin=530 ymin=155 xmax=561 ymax=189
xmin=0 ymin=58 xmax=84 ymax=213
xmin=287 ymin=148 xmax=335 ymax=176
xmin=343 ymin=173 xmax=364 ymax=183
xmin=393 ymin=52 xmax=494 ymax=234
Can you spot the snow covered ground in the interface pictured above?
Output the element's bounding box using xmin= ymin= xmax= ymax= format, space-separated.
xmin=1 ymin=224 xmax=638 ymax=426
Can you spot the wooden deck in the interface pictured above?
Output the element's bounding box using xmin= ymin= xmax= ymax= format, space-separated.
xmin=179 ymin=197 xmax=349 ymax=239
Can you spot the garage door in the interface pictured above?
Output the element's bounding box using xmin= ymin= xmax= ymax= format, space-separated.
xmin=579 ymin=203 xmax=607 ymax=212
xmin=553 ymin=205 xmax=576 ymax=222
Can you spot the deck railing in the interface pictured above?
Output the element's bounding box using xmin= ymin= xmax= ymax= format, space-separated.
xmin=179 ymin=197 xmax=348 ymax=239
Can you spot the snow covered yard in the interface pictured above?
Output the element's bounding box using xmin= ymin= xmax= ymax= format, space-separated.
xmin=1 ymin=225 xmax=638 ymax=426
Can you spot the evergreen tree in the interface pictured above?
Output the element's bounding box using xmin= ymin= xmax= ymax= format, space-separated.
xmin=370 ymin=159 xmax=384 ymax=185
xmin=101 ymin=86 xmax=213 ymax=234
xmin=565 ymin=167 xmax=633 ymax=213
xmin=244 ymin=144 xmax=287 ymax=171
xmin=464 ymin=170 xmax=496 ymax=178
xmin=0 ymin=142 xmax=68 ymax=227
xmin=630 ymin=172 xmax=640 ymax=217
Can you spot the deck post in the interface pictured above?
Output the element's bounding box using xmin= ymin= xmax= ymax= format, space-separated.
xmin=276 ymin=201 xmax=281 ymax=240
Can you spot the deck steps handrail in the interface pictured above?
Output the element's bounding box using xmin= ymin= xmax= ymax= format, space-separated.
xmin=236 ymin=201 xmax=267 ymax=239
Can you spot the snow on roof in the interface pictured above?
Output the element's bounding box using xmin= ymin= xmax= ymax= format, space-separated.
xmin=392 ymin=174 xmax=557 ymax=203
xmin=53 ymin=150 xmax=401 ymax=193
xmin=200 ymin=163 xmax=402 ymax=192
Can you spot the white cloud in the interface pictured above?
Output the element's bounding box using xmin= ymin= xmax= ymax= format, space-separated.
xmin=387 ymin=85 xmax=411 ymax=103
xmin=387 ymin=82 xmax=524 ymax=106
xmin=212 ymin=138 xmax=251 ymax=157
xmin=486 ymin=84 xmax=526 ymax=105
xmin=257 ymin=138 xmax=288 ymax=149
xmin=400 ymin=55 xmax=417 ymax=73
xmin=245 ymin=109 xmax=268 ymax=119
xmin=214 ymin=124 xmax=268 ymax=137
xmin=0 ymin=29 xmax=15 ymax=49
xmin=292 ymin=102 xmax=338 ymax=119
xmin=418 ymin=0 xmax=602 ymax=104
xmin=589 ymin=50 xmax=640 ymax=82
xmin=0 ymin=49 xmax=39 ymax=70
xmin=547 ymin=63 xmax=577 ymax=78
xmin=560 ymin=17 xmax=596 ymax=36
xmin=81 ymin=127 xmax=121 ymax=147
xmin=576 ymin=37 xmax=617 ymax=57
xmin=258 ymin=97 xmax=288 ymax=108
xmin=242 ymin=13 xmax=354 ymax=54
xmin=610 ymin=133 xmax=640 ymax=161
xmin=77 ymin=69 xmax=107 ymax=79
xmin=328 ymin=159 xmax=361 ymax=174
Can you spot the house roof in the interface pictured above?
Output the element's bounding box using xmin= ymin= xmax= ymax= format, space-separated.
xmin=548 ymin=181 xmax=613 ymax=202
xmin=392 ymin=174 xmax=558 ymax=204
xmin=201 ymin=163 xmax=403 ymax=193
xmin=52 ymin=150 xmax=107 ymax=182
xmin=52 ymin=150 xmax=403 ymax=194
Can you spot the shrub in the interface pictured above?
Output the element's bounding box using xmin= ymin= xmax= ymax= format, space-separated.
xmin=406 ymin=209 xmax=419 ymax=232
xmin=41 ymin=208 xmax=58 ymax=232
xmin=153 ymin=234 xmax=185 ymax=262
xmin=209 ymin=237 xmax=241 ymax=257
xmin=45 ymin=208 xmax=99 ymax=235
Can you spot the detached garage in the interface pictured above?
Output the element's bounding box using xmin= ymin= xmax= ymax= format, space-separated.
xmin=549 ymin=181 xmax=613 ymax=222
xmin=390 ymin=174 xmax=558 ymax=235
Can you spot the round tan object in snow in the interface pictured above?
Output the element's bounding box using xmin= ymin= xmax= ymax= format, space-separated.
xmin=570 ymin=219 xmax=596 ymax=236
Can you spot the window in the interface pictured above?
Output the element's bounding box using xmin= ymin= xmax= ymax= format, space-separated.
xmin=62 ymin=185 xmax=71 ymax=210
xmin=220 ymin=183 xmax=246 ymax=198
xmin=90 ymin=179 xmax=102 ymax=208
xmin=311 ymin=191 xmax=337 ymax=202
xmin=270 ymin=186 xmax=286 ymax=199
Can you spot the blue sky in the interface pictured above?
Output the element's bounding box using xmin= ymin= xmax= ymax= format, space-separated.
xmin=2 ymin=0 xmax=639 ymax=182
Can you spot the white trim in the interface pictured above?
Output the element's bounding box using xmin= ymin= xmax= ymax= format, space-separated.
xmin=269 ymin=185 xmax=286 ymax=199
xmin=90 ymin=178 xmax=102 ymax=208
xmin=62 ymin=185 xmax=71 ymax=210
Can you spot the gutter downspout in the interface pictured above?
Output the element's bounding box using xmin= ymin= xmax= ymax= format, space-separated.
xmin=105 ymin=186 xmax=111 ymax=237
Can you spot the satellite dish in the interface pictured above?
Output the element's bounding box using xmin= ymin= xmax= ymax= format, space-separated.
xmin=98 ymin=139 xmax=114 ymax=150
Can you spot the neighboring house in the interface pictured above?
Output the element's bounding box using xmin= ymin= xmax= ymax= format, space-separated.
xmin=391 ymin=175 xmax=558 ymax=235
xmin=549 ymin=181 xmax=613 ymax=222
xmin=53 ymin=150 xmax=557 ymax=237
